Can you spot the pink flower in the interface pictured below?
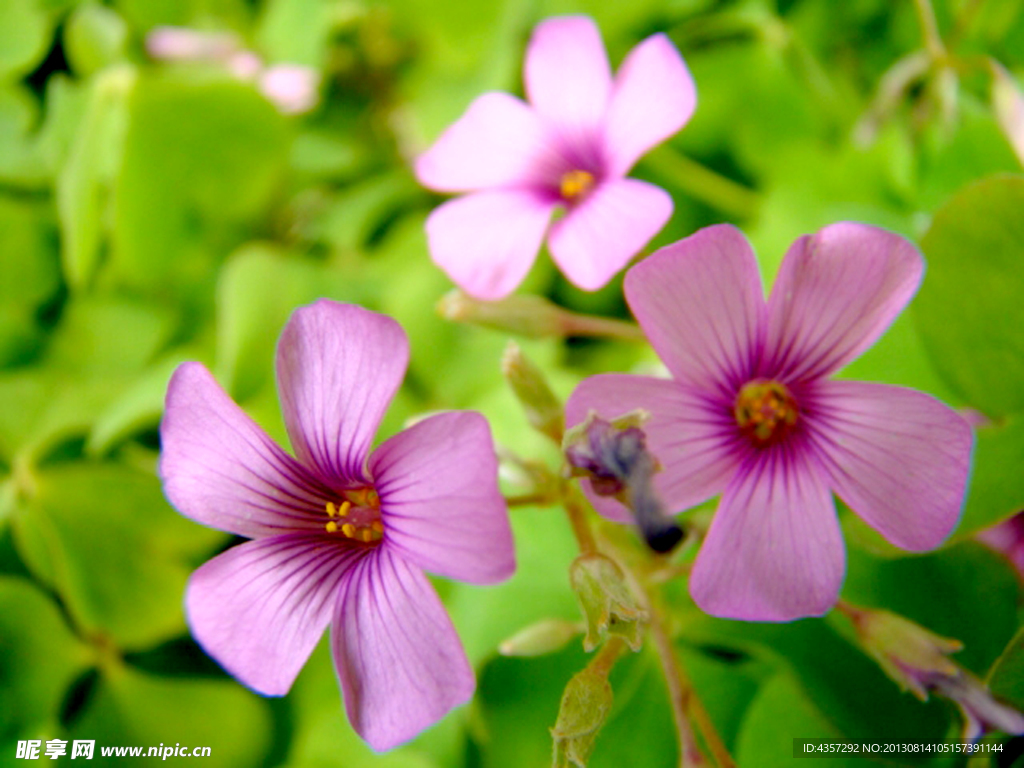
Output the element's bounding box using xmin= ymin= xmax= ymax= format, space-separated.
xmin=414 ymin=15 xmax=696 ymax=300
xmin=160 ymin=301 xmax=515 ymax=750
xmin=977 ymin=511 xmax=1024 ymax=578
xmin=566 ymin=224 xmax=973 ymax=621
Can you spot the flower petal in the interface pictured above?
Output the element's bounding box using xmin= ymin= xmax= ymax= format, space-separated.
xmin=548 ymin=178 xmax=671 ymax=291
xmin=370 ymin=411 xmax=514 ymax=585
xmin=565 ymin=373 xmax=740 ymax=523
xmin=160 ymin=362 xmax=328 ymax=537
xmin=186 ymin=534 xmax=362 ymax=695
xmin=624 ymin=224 xmax=766 ymax=399
xmin=424 ymin=189 xmax=555 ymax=300
xmin=524 ymin=16 xmax=612 ymax=143
xmin=603 ymin=33 xmax=696 ymax=176
xmin=763 ymin=223 xmax=923 ymax=382
xmin=333 ymin=548 xmax=474 ymax=751
xmin=276 ymin=301 xmax=408 ymax=487
xmin=689 ymin=447 xmax=843 ymax=621
xmin=804 ymin=380 xmax=972 ymax=551
xmin=414 ymin=93 xmax=557 ymax=192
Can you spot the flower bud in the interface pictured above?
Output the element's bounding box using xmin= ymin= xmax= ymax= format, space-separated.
xmin=551 ymin=668 xmax=613 ymax=768
xmin=498 ymin=619 xmax=582 ymax=658
xmin=438 ymin=290 xmax=563 ymax=338
xmin=502 ymin=342 xmax=564 ymax=443
xmin=845 ymin=603 xmax=1024 ymax=741
xmin=570 ymin=554 xmax=647 ymax=652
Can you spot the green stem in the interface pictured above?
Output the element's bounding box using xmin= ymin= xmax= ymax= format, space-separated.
xmin=913 ymin=0 xmax=947 ymax=60
xmin=561 ymin=483 xmax=598 ymax=556
xmin=640 ymin=146 xmax=759 ymax=221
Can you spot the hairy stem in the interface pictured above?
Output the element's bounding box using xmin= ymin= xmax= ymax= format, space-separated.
xmin=562 ymin=484 xmax=598 ymax=555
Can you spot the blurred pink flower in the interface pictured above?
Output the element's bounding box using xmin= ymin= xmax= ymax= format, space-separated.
xmin=160 ymin=301 xmax=514 ymax=750
xmin=977 ymin=511 xmax=1024 ymax=578
xmin=567 ymin=223 xmax=973 ymax=621
xmin=146 ymin=26 xmax=320 ymax=115
xmin=415 ymin=15 xmax=695 ymax=299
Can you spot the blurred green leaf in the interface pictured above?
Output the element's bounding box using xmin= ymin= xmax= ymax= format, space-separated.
xmin=0 ymin=0 xmax=52 ymax=80
xmin=87 ymin=349 xmax=201 ymax=456
xmin=445 ymin=505 xmax=579 ymax=666
xmin=255 ymin=0 xmax=336 ymax=69
xmin=110 ymin=74 xmax=290 ymax=300
xmin=44 ymin=295 xmax=174 ymax=374
xmin=954 ymin=416 xmax=1024 ymax=539
xmin=64 ymin=3 xmax=129 ymax=77
xmin=13 ymin=462 xmax=222 ymax=649
xmin=0 ymin=576 xmax=92 ymax=743
xmin=0 ymin=196 xmax=60 ymax=366
xmin=56 ymin=65 xmax=134 ymax=289
xmin=114 ymin=0 xmax=249 ymax=32
xmin=914 ymin=174 xmax=1024 ymax=418
xmin=71 ymin=664 xmax=272 ymax=766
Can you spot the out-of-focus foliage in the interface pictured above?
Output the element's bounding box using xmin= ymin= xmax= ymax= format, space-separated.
xmin=1 ymin=0 xmax=1024 ymax=765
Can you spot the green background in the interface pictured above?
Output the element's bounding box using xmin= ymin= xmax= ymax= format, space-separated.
xmin=2 ymin=0 xmax=1024 ymax=765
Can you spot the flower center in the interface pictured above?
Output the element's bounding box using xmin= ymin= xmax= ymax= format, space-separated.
xmin=559 ymin=169 xmax=595 ymax=204
xmin=324 ymin=487 xmax=383 ymax=543
xmin=733 ymin=379 xmax=799 ymax=447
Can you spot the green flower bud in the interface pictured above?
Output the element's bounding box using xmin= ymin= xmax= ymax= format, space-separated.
xmin=570 ymin=553 xmax=647 ymax=652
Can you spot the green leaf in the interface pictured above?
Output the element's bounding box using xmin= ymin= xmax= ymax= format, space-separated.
xmin=914 ymin=174 xmax=1024 ymax=418
xmin=735 ymin=673 xmax=853 ymax=768
xmin=0 ymin=196 xmax=60 ymax=366
xmin=44 ymin=296 xmax=174 ymax=374
xmin=0 ymin=84 xmax=51 ymax=185
xmin=683 ymin=614 xmax=950 ymax=744
xmin=0 ymin=576 xmax=92 ymax=742
xmin=255 ymin=0 xmax=335 ymax=69
xmin=56 ymin=65 xmax=134 ymax=289
xmin=110 ymin=74 xmax=290 ymax=299
xmin=987 ymin=626 xmax=1024 ymax=711
xmin=12 ymin=462 xmax=222 ymax=649
xmin=64 ymin=3 xmax=129 ymax=77
xmin=87 ymin=350 xmax=201 ymax=457
xmin=71 ymin=664 xmax=272 ymax=767
xmin=953 ymin=416 xmax=1024 ymax=539
xmin=445 ymin=505 xmax=580 ymax=665
xmin=0 ymin=0 xmax=52 ymax=80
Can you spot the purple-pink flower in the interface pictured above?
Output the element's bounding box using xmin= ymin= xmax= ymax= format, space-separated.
xmin=566 ymin=223 xmax=973 ymax=622
xmin=414 ymin=15 xmax=696 ymax=300
xmin=160 ymin=300 xmax=514 ymax=750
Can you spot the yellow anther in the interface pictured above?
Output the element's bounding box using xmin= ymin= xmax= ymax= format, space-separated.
xmin=326 ymin=501 xmax=337 ymax=517
xmin=326 ymin=521 xmax=339 ymax=533
xmin=371 ymin=521 xmax=384 ymax=534
xmin=337 ymin=500 xmax=351 ymax=517
xmin=734 ymin=379 xmax=799 ymax=447
xmin=360 ymin=529 xmax=373 ymax=543
xmin=342 ymin=523 xmax=356 ymax=539
xmin=560 ymin=169 xmax=595 ymax=203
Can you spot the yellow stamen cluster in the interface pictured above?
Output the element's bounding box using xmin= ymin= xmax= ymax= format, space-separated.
xmin=559 ymin=169 xmax=595 ymax=203
xmin=324 ymin=490 xmax=384 ymax=542
xmin=734 ymin=379 xmax=799 ymax=447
